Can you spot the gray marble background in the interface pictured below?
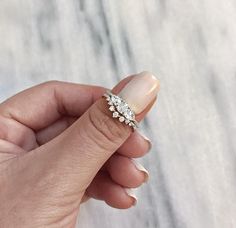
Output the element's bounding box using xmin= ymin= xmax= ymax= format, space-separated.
xmin=1 ymin=1 xmax=236 ymax=228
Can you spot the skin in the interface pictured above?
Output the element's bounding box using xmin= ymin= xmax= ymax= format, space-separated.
xmin=0 ymin=76 xmax=157 ymax=228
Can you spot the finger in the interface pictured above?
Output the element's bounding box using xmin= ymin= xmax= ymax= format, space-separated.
xmin=81 ymin=195 xmax=90 ymax=203
xmin=0 ymin=81 xmax=106 ymax=130
xmin=86 ymin=171 xmax=137 ymax=209
xmin=34 ymin=76 xmax=135 ymax=145
xmin=105 ymin=154 xmax=149 ymax=188
xmin=36 ymin=117 xmax=151 ymax=159
xmin=20 ymin=72 xmax=159 ymax=198
xmin=0 ymin=83 xmax=107 ymax=150
xmin=36 ymin=116 xmax=77 ymax=145
xmin=0 ymin=77 xmax=135 ymax=150
xmin=0 ymin=82 xmax=106 ymax=150
xmin=0 ymin=139 xmax=26 ymax=164
xmin=0 ymin=115 xmax=37 ymax=151
xmin=117 ymin=130 xmax=151 ymax=158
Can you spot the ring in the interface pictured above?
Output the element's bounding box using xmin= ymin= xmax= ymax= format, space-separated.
xmin=103 ymin=90 xmax=139 ymax=131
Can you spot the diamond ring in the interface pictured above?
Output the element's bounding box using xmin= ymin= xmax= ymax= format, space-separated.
xmin=103 ymin=90 xmax=138 ymax=131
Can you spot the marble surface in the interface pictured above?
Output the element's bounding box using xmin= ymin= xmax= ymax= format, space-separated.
xmin=1 ymin=1 xmax=236 ymax=227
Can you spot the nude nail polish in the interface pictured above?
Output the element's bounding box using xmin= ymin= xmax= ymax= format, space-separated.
xmin=138 ymin=131 xmax=152 ymax=152
xmin=131 ymin=159 xmax=149 ymax=183
xmin=118 ymin=71 xmax=160 ymax=114
xmin=125 ymin=188 xmax=137 ymax=206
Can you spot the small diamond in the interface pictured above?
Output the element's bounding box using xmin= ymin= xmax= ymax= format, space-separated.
xmin=112 ymin=96 xmax=122 ymax=105
xmin=113 ymin=112 xmax=119 ymax=118
xmin=117 ymin=102 xmax=129 ymax=114
xmin=119 ymin=116 xmax=125 ymax=122
xmin=109 ymin=106 xmax=115 ymax=111
xmin=116 ymin=105 xmax=122 ymax=113
xmin=125 ymin=119 xmax=130 ymax=124
xmin=106 ymin=97 xmax=110 ymax=101
xmin=124 ymin=108 xmax=135 ymax=120
xmin=128 ymin=122 xmax=132 ymax=126
xmin=111 ymin=96 xmax=117 ymax=103
xmin=108 ymin=101 xmax=113 ymax=105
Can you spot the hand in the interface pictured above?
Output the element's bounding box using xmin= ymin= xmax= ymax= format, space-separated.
xmin=0 ymin=71 xmax=159 ymax=227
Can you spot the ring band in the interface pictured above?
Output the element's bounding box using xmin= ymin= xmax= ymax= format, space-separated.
xmin=103 ymin=90 xmax=139 ymax=131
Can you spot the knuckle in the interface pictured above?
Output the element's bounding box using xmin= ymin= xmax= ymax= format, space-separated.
xmin=87 ymin=99 xmax=130 ymax=149
xmin=42 ymin=80 xmax=62 ymax=88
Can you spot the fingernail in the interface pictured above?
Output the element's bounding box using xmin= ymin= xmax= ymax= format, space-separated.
xmin=125 ymin=188 xmax=137 ymax=206
xmin=131 ymin=159 xmax=149 ymax=183
xmin=138 ymin=131 xmax=152 ymax=152
xmin=118 ymin=71 xmax=160 ymax=114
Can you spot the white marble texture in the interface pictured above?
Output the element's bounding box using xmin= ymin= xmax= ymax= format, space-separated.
xmin=1 ymin=0 xmax=236 ymax=227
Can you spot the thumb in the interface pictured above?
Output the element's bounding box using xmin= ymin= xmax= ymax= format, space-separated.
xmin=32 ymin=72 xmax=159 ymax=190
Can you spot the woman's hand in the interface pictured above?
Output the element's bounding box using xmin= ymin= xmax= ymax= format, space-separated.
xmin=0 ymin=72 xmax=159 ymax=227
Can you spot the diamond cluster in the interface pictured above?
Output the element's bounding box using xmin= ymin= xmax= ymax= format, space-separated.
xmin=103 ymin=91 xmax=138 ymax=131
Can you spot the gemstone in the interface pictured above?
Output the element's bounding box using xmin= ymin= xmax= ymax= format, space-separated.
xmin=108 ymin=94 xmax=135 ymax=121
xmin=124 ymin=109 xmax=134 ymax=120
xmin=111 ymin=96 xmax=121 ymax=105
xmin=125 ymin=119 xmax=130 ymax=124
xmin=113 ymin=112 xmax=119 ymax=118
xmin=119 ymin=116 xmax=125 ymax=122
xmin=106 ymin=97 xmax=110 ymax=101
xmin=111 ymin=96 xmax=116 ymax=103
xmin=117 ymin=102 xmax=129 ymax=114
xmin=116 ymin=105 xmax=122 ymax=113
xmin=109 ymin=106 xmax=115 ymax=111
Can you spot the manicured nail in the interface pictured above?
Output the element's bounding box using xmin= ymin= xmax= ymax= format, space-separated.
xmin=138 ymin=131 xmax=152 ymax=152
xmin=125 ymin=188 xmax=137 ymax=206
xmin=118 ymin=71 xmax=160 ymax=114
xmin=131 ymin=159 xmax=149 ymax=183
